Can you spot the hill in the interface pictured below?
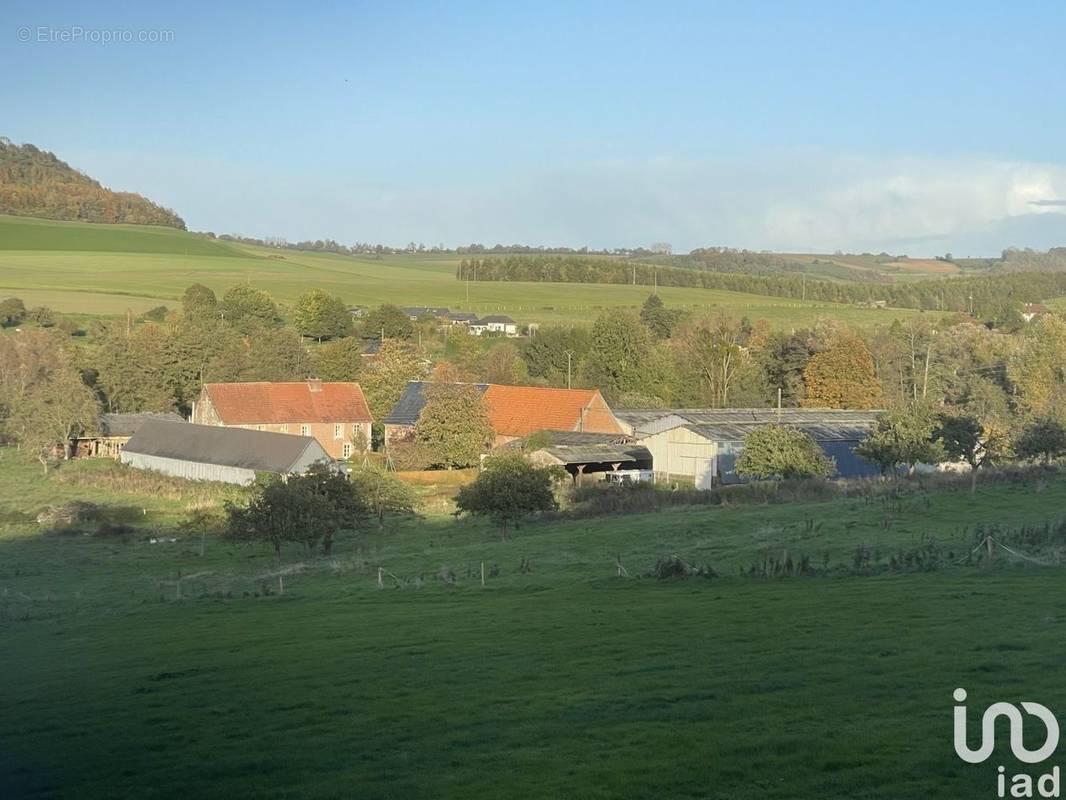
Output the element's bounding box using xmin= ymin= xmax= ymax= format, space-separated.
xmin=0 ymin=137 xmax=185 ymax=229
xmin=0 ymin=215 xmax=919 ymax=328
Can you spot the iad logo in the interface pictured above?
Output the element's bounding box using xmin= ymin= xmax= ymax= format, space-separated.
xmin=954 ymin=688 xmax=1062 ymax=797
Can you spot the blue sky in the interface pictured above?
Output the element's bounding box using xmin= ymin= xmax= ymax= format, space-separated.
xmin=4 ymin=0 xmax=1066 ymax=254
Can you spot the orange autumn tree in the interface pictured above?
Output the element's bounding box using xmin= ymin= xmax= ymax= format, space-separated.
xmin=802 ymin=332 xmax=883 ymax=409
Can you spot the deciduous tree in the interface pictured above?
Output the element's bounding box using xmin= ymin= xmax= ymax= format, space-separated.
xmin=414 ymin=383 xmax=494 ymax=468
xmin=735 ymin=423 xmax=834 ymax=480
xmin=292 ymin=288 xmax=352 ymax=341
xmin=454 ymin=454 xmax=560 ymax=539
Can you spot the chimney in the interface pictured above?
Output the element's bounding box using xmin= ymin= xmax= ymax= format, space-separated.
xmin=307 ymin=378 xmax=323 ymax=393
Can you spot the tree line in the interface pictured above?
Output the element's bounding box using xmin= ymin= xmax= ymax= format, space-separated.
xmin=457 ymin=255 xmax=1066 ymax=319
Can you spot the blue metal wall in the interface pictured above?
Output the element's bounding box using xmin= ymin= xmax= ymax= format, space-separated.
xmin=716 ymin=439 xmax=879 ymax=484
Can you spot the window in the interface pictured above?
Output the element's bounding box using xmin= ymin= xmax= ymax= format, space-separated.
xmin=280 ymin=424 xmax=288 ymax=433
xmin=256 ymin=425 xmax=264 ymax=431
xmin=300 ymin=424 xmax=309 ymax=436
xmin=333 ymin=424 xmax=342 ymax=439
xmin=352 ymin=423 xmax=359 ymax=434
xmin=342 ymin=443 xmax=352 ymax=458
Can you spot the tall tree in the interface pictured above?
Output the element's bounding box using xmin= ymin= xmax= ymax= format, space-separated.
xmin=360 ymin=340 xmax=425 ymax=420
xmin=311 ymin=338 xmax=363 ymax=382
xmin=1014 ymin=418 xmax=1066 ymax=465
xmin=219 ymin=285 xmax=281 ymax=332
xmin=8 ymin=361 xmax=100 ymax=471
xmin=581 ymin=310 xmax=662 ymax=401
xmin=181 ymin=284 xmax=217 ymax=320
xmin=803 ymin=331 xmax=883 ymax=409
xmin=413 ymin=383 xmax=494 ymax=468
xmin=292 ymin=289 xmax=352 ymax=341
xmin=361 ymin=304 xmax=414 ymax=341
xmin=857 ymin=404 xmax=945 ymax=476
xmin=673 ymin=313 xmax=759 ymax=408
xmin=936 ymin=413 xmax=1008 ymax=494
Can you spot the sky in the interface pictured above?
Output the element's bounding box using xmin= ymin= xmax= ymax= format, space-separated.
xmin=4 ymin=0 xmax=1066 ymax=255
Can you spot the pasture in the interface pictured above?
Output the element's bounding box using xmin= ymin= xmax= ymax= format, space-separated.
xmin=1 ymin=449 xmax=1065 ymax=798
xmin=0 ymin=215 xmax=921 ymax=328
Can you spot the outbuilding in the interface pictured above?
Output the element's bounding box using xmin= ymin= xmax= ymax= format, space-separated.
xmin=616 ymin=408 xmax=882 ymax=488
xmin=121 ymin=420 xmax=332 ymax=485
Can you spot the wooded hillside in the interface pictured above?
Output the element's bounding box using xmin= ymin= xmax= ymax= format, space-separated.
xmin=0 ymin=138 xmax=185 ymax=229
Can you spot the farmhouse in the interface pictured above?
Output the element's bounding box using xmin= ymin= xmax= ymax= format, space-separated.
xmin=121 ymin=420 xmax=331 ymax=485
xmin=1023 ymin=303 xmax=1048 ymax=322
xmin=73 ymin=411 xmax=185 ymax=458
xmin=616 ymin=408 xmax=881 ymax=488
xmin=467 ymin=314 xmax=518 ymax=336
xmin=484 ymin=385 xmax=624 ymax=445
xmin=192 ymin=380 xmax=372 ymax=460
xmin=502 ymin=431 xmax=652 ymax=484
xmin=383 ymin=382 xmax=625 ymax=447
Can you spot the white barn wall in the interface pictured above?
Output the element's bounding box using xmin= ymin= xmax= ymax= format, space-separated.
xmin=120 ymin=452 xmax=258 ymax=486
xmin=637 ymin=428 xmax=717 ymax=489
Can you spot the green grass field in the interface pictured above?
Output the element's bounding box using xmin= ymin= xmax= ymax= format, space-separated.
xmin=2 ymin=450 xmax=1064 ymax=798
xmin=0 ymin=215 xmax=920 ymax=328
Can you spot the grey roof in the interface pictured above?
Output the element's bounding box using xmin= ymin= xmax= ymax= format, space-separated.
xmin=667 ymin=421 xmax=876 ymax=444
xmin=99 ymin=411 xmax=184 ymax=437
xmin=479 ymin=314 xmax=515 ymax=324
xmin=122 ymin=420 xmax=329 ymax=473
xmin=500 ymin=431 xmax=651 ymax=465
xmin=617 ymin=407 xmax=882 ymax=436
xmin=383 ymin=381 xmax=489 ymax=426
xmin=402 ymin=306 xmax=449 ymax=319
xmin=447 ymin=311 xmax=478 ymax=322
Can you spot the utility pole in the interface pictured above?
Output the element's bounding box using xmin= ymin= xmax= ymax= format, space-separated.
xmin=564 ymin=350 xmax=575 ymax=390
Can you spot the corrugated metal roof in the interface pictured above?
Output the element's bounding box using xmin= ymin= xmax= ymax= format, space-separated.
xmin=667 ymin=421 xmax=875 ymax=444
xmin=618 ymin=407 xmax=882 ymax=436
xmin=204 ymin=381 xmax=372 ymax=425
xmin=99 ymin=411 xmax=184 ymax=437
xmin=123 ymin=420 xmax=329 ymax=473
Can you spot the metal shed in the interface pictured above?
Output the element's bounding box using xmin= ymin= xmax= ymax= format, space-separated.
xmin=120 ymin=421 xmax=332 ymax=485
xmin=623 ymin=408 xmax=883 ymax=487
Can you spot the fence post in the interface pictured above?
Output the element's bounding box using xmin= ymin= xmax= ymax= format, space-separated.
xmin=377 ymin=567 xmax=384 ymax=589
xmin=481 ymin=561 xmax=485 ymax=587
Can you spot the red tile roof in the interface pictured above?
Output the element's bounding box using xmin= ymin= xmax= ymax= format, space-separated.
xmin=482 ymin=385 xmax=615 ymax=436
xmin=204 ymin=381 xmax=372 ymax=424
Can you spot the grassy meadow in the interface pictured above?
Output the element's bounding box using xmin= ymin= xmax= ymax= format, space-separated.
xmin=0 ymin=215 xmax=921 ymax=328
xmin=2 ymin=448 xmax=1065 ymax=798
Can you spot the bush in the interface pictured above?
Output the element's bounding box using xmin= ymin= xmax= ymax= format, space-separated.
xmin=646 ymin=556 xmax=716 ymax=580
xmin=36 ymin=501 xmax=99 ymax=526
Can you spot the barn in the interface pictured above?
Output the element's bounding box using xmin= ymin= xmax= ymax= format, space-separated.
xmin=501 ymin=431 xmax=653 ymax=484
xmin=120 ymin=420 xmax=332 ymax=485
xmin=616 ymin=408 xmax=882 ymax=488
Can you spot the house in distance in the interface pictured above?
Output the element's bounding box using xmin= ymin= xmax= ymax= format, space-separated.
xmin=192 ymin=380 xmax=372 ymax=460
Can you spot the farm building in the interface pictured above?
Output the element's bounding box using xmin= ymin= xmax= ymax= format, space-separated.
xmin=384 ymin=382 xmax=626 ymax=448
xmin=502 ymin=431 xmax=652 ymax=484
xmin=72 ymin=411 xmax=185 ymax=458
xmin=615 ymin=408 xmax=882 ymax=488
xmin=120 ymin=421 xmax=332 ymax=486
xmin=192 ymin=380 xmax=372 ymax=460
